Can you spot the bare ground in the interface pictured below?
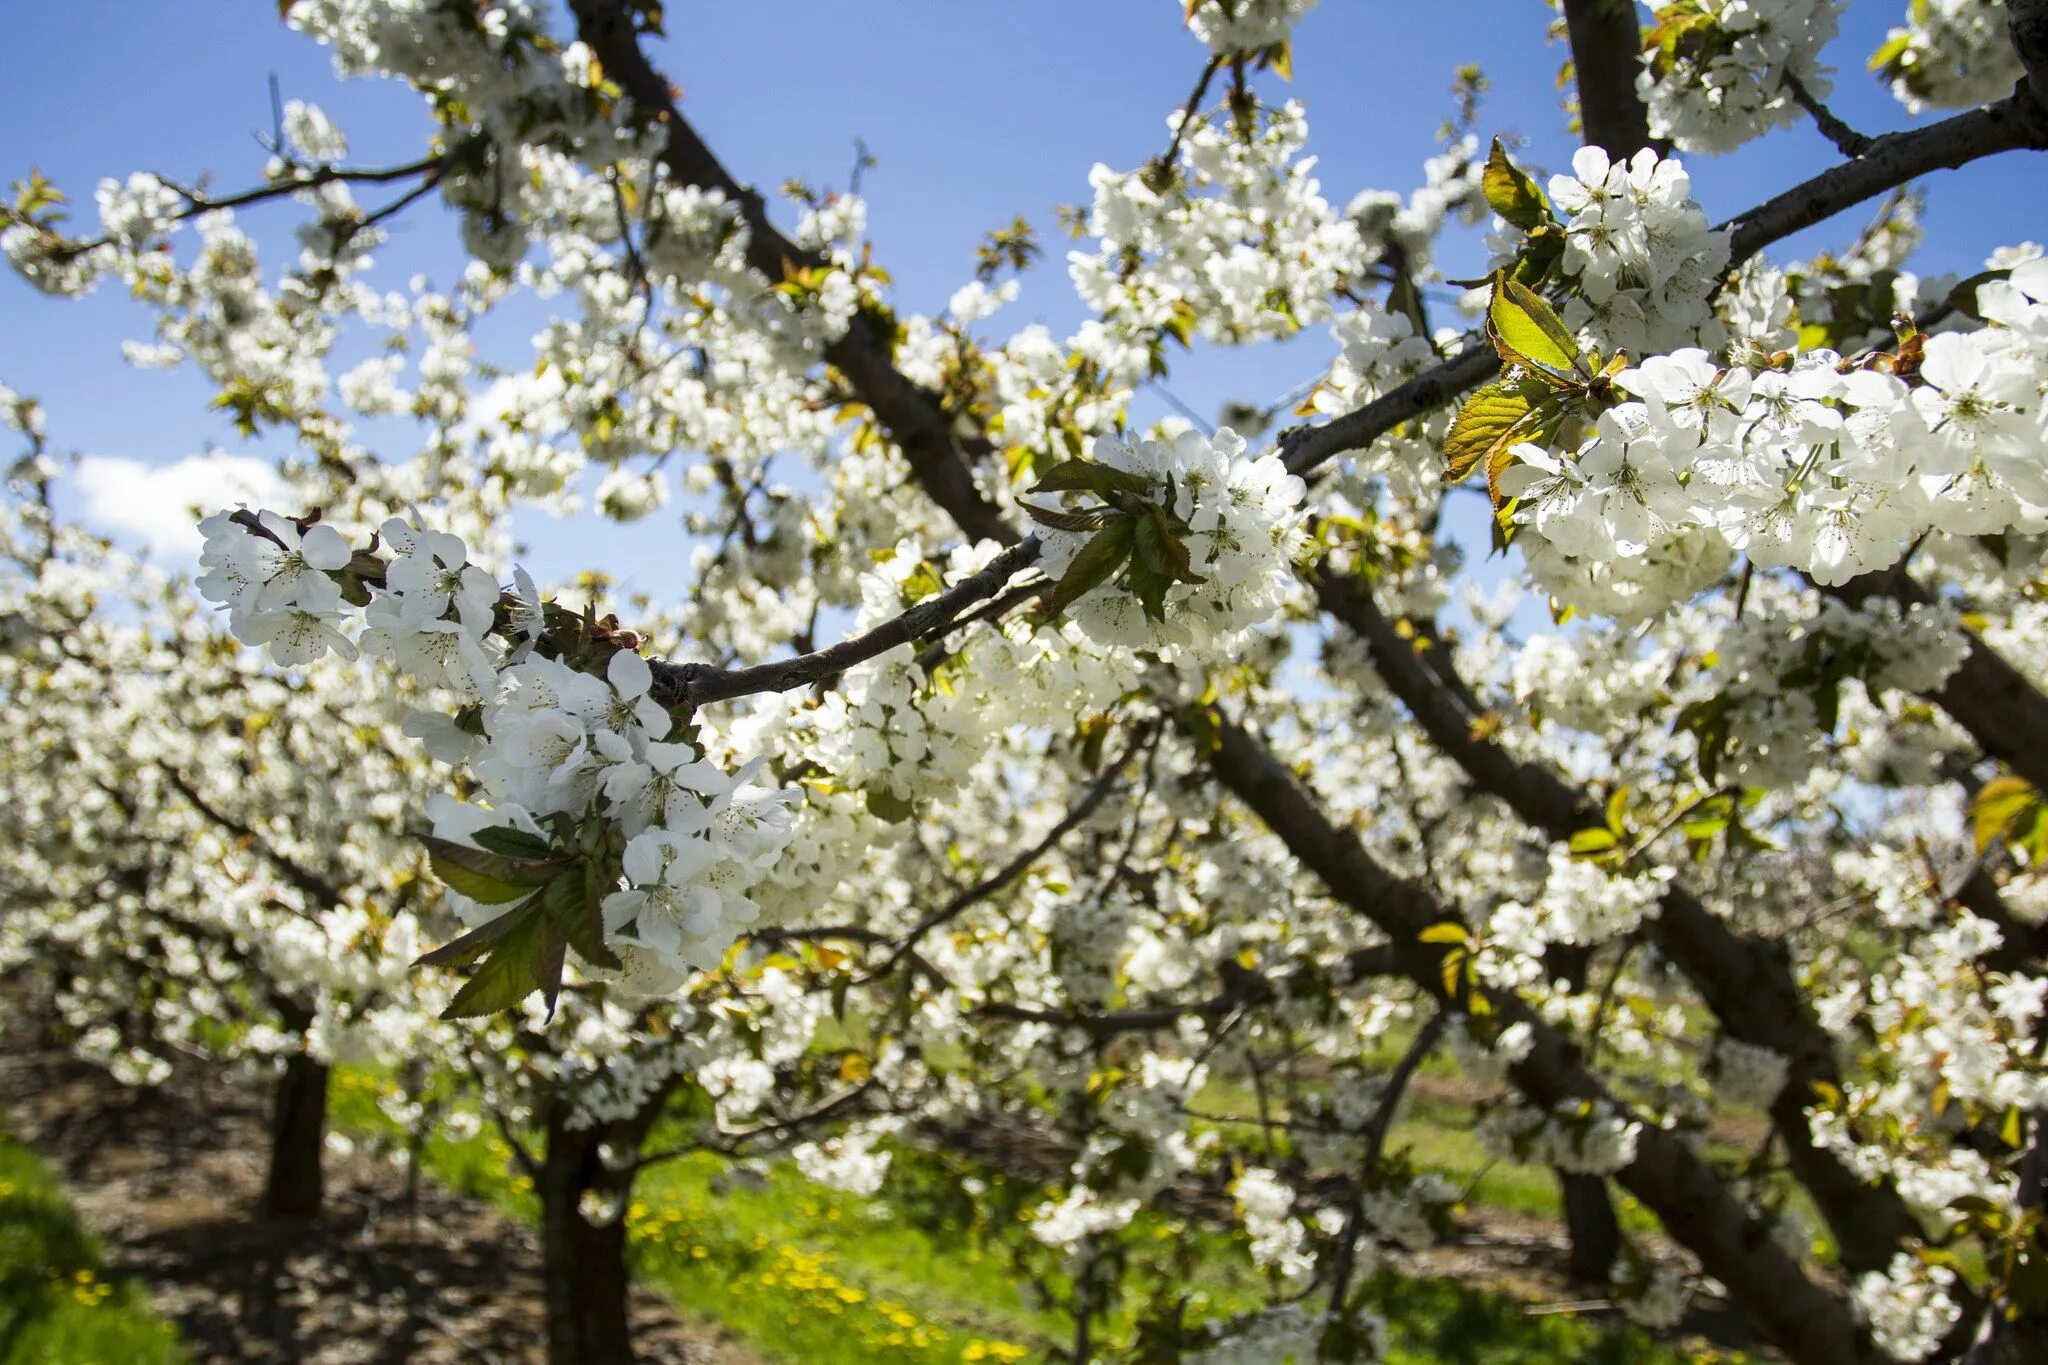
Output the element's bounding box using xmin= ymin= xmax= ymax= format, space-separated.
xmin=0 ymin=1039 xmax=762 ymax=1365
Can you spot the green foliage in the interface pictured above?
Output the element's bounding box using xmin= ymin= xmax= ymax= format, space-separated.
xmin=1972 ymin=775 xmax=2047 ymax=862
xmin=0 ymin=1124 xmax=186 ymax=1365
xmin=1023 ymin=458 xmax=1206 ymax=624
xmin=326 ymin=1067 xmax=1738 ymax=1365
xmin=1481 ymin=139 xmax=1549 ymax=232
xmin=415 ymin=831 xmax=623 ymax=1020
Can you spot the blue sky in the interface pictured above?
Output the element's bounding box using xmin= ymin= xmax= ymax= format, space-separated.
xmin=4 ymin=1 xmax=2044 ymax=595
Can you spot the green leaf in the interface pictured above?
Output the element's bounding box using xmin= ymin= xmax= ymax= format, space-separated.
xmin=864 ymin=787 xmax=917 ymax=823
xmin=1419 ymin=922 xmax=1469 ymax=946
xmin=1043 ymin=517 xmax=1136 ymax=618
xmin=1971 ymin=775 xmax=2041 ymax=853
xmin=1568 ymin=827 xmax=1618 ymax=856
xmin=470 ymin=824 xmax=555 ymax=859
xmin=1605 ymin=787 xmax=1631 ymax=837
xmin=414 ymin=894 xmax=543 ymax=970
xmin=1022 ymin=502 xmax=1112 ymax=534
xmin=1443 ymin=378 xmax=1540 ymax=485
xmin=426 ymin=836 xmax=563 ymax=904
xmin=1029 ymin=459 xmax=1154 ymax=500
xmin=542 ymin=870 xmax=621 ymax=971
xmin=1486 ymin=273 xmax=1586 ymax=382
xmin=1868 ymin=32 xmax=1912 ymax=76
xmin=1481 ymin=138 xmax=1550 ymax=231
xmin=436 ymin=910 xmax=561 ymax=1021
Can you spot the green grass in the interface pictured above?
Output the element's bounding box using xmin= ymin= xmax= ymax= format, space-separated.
xmin=0 ymin=1124 xmax=186 ymax=1365
xmin=328 ymin=1069 xmax=1740 ymax=1364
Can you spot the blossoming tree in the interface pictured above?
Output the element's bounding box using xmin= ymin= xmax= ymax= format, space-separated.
xmin=9 ymin=1 xmax=2048 ymax=1362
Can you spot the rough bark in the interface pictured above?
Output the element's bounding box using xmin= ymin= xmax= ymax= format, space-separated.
xmin=260 ymin=1048 xmax=330 ymax=1220
xmin=537 ymin=1103 xmax=637 ymax=1365
xmin=1202 ymin=713 xmax=1884 ymax=1365
xmin=1560 ymin=0 xmax=1655 ymax=158
xmin=1311 ymin=566 xmax=1926 ymax=1272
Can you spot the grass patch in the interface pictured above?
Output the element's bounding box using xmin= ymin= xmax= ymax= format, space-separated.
xmin=329 ymin=1069 xmax=1740 ymax=1364
xmin=0 ymin=1123 xmax=185 ymax=1365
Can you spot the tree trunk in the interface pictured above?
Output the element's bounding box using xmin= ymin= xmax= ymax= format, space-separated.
xmin=1559 ymin=1172 xmax=1621 ymax=1284
xmin=538 ymin=1104 xmax=635 ymax=1365
xmin=261 ymin=1049 xmax=329 ymax=1219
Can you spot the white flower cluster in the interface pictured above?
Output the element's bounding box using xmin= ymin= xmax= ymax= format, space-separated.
xmin=1539 ymin=147 xmax=1732 ymax=355
xmin=1181 ymin=0 xmax=1319 ymax=55
xmin=1692 ymin=595 xmax=1970 ymax=788
xmin=1851 ymin=1251 xmax=1963 ymax=1362
xmin=1611 ymin=1254 xmax=1692 ymax=1329
xmin=1232 ymin=1165 xmax=1317 ymax=1285
xmin=197 ymin=510 xmax=360 ymax=665
xmin=196 ymin=508 xmax=795 ymax=986
xmin=1035 ymin=427 xmax=1306 ymax=655
xmin=793 ymin=1127 xmax=894 ymax=1197
xmin=1069 ymin=101 xmax=1371 ymax=356
xmin=1028 ymin=1186 xmax=1144 ymax=1257
xmin=1480 ymin=1098 xmax=1643 ymax=1175
xmin=1875 ymin=0 xmax=2025 ymax=114
xmin=1502 ymin=260 xmax=2048 ymax=610
xmin=1638 ymin=0 xmax=1844 ymax=155
xmin=281 ymin=99 xmax=349 ymax=164
xmin=1710 ymin=1036 xmax=1791 ymax=1109
xmin=1187 ymin=1304 xmax=1357 ymax=1365
xmin=1487 ymin=848 xmax=1672 ymax=964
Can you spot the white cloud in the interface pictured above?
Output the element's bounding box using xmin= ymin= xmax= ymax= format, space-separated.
xmin=73 ymin=452 xmax=284 ymax=560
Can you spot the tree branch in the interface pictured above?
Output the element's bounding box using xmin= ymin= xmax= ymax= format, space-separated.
xmin=1560 ymin=0 xmax=1655 ymax=158
xmin=1784 ymin=70 xmax=1874 ymax=158
xmin=1198 ymin=708 xmax=1883 ymax=1365
xmin=650 ymin=535 xmax=1042 ymax=706
xmin=1277 ymin=92 xmax=2048 ymax=478
xmin=1308 ymin=564 xmax=1925 ymax=1271
xmin=567 ymin=0 xmax=1015 ymax=545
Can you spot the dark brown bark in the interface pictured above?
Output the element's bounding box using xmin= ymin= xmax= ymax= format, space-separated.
xmin=1560 ymin=0 xmax=1655 ymax=158
xmin=1202 ymin=712 xmax=1883 ymax=1365
xmin=538 ymin=1103 xmax=637 ymax=1365
xmin=261 ymin=1050 xmax=329 ymax=1220
xmin=1560 ymin=1172 xmax=1622 ymax=1283
xmin=1311 ymin=566 xmax=1926 ymax=1272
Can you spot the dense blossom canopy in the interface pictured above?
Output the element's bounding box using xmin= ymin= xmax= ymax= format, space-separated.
xmin=8 ymin=2 xmax=2048 ymax=1363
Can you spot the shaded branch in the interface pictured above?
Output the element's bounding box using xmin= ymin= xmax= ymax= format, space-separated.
xmin=1560 ymin=0 xmax=1656 ymax=158
xmin=1308 ymin=564 xmax=1925 ymax=1272
xmin=650 ymin=535 xmax=1042 ymax=706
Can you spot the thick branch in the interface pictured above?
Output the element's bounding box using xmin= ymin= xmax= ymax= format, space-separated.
xmin=567 ymin=0 xmax=1014 ymax=546
xmin=1200 ymin=710 xmax=1883 ymax=1365
xmin=1560 ymin=0 xmax=1655 ymax=158
xmin=1309 ymin=565 xmax=1925 ymax=1271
